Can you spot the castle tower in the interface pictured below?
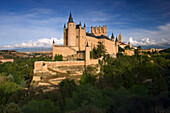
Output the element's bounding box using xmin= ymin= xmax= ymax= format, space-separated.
xmin=64 ymin=24 xmax=67 ymax=46
xmin=115 ymin=36 xmax=119 ymax=54
xmin=118 ymin=33 xmax=123 ymax=42
xmin=85 ymin=42 xmax=90 ymax=66
xmin=67 ymin=12 xmax=76 ymax=46
xmin=52 ymin=39 xmax=55 ymax=58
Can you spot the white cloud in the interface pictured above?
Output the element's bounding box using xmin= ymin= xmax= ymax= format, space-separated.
xmin=162 ymin=38 xmax=168 ymax=42
xmin=0 ymin=37 xmax=63 ymax=49
xmin=128 ymin=37 xmax=156 ymax=46
xmin=114 ymin=23 xmax=170 ymax=44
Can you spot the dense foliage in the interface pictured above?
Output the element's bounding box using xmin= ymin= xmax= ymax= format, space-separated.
xmin=0 ymin=48 xmax=170 ymax=113
xmin=54 ymin=54 xmax=63 ymax=61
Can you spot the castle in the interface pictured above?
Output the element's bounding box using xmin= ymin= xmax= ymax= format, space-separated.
xmin=53 ymin=12 xmax=129 ymax=60
xmin=33 ymin=12 xmax=133 ymax=83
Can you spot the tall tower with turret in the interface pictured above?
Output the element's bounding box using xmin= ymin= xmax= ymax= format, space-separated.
xmin=52 ymin=39 xmax=55 ymax=58
xmin=67 ymin=12 xmax=76 ymax=46
xmin=64 ymin=24 xmax=67 ymax=45
xmin=118 ymin=33 xmax=123 ymax=42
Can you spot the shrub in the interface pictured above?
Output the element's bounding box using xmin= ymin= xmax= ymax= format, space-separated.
xmin=54 ymin=54 xmax=63 ymax=61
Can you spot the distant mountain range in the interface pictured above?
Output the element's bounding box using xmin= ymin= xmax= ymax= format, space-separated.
xmin=134 ymin=42 xmax=170 ymax=49
xmin=1 ymin=42 xmax=169 ymax=52
xmin=14 ymin=47 xmax=52 ymax=52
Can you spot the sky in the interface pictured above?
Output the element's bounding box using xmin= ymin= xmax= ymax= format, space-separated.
xmin=0 ymin=0 xmax=170 ymax=48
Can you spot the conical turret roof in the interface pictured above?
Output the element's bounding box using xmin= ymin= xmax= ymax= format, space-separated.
xmin=84 ymin=23 xmax=86 ymax=27
xmin=116 ymin=36 xmax=118 ymax=42
xmin=111 ymin=33 xmax=114 ymax=39
xmin=68 ymin=12 xmax=73 ymax=22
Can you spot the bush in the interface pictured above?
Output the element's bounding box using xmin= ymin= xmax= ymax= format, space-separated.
xmin=21 ymin=99 xmax=61 ymax=113
xmin=54 ymin=54 xmax=63 ymax=61
xmin=3 ymin=103 xmax=21 ymax=113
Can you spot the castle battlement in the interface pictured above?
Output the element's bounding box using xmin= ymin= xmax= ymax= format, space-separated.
xmin=91 ymin=25 xmax=107 ymax=36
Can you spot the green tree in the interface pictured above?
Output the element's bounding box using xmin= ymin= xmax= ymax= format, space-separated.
xmin=91 ymin=41 xmax=107 ymax=58
xmin=118 ymin=46 xmax=125 ymax=52
xmin=80 ymin=66 xmax=97 ymax=85
xmin=21 ymin=99 xmax=61 ymax=113
xmin=137 ymin=46 xmax=142 ymax=50
xmin=0 ymin=81 xmax=19 ymax=105
xmin=3 ymin=103 xmax=21 ymax=113
xmin=96 ymin=41 xmax=107 ymax=57
xmin=54 ymin=54 xmax=63 ymax=61
xmin=124 ymin=45 xmax=131 ymax=49
xmin=59 ymin=79 xmax=76 ymax=98
xmin=69 ymin=105 xmax=102 ymax=113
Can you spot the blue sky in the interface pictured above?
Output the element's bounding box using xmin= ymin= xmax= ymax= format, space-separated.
xmin=0 ymin=0 xmax=170 ymax=48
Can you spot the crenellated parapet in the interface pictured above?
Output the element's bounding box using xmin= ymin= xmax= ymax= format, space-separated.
xmin=91 ymin=25 xmax=107 ymax=36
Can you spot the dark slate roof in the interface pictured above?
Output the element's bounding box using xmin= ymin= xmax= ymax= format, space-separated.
xmin=86 ymin=33 xmax=110 ymax=40
xmin=76 ymin=25 xmax=80 ymax=29
xmin=86 ymin=42 xmax=89 ymax=47
xmin=68 ymin=12 xmax=73 ymax=22
xmin=115 ymin=37 xmax=118 ymax=42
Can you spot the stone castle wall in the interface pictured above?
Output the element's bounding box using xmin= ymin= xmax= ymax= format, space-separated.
xmin=34 ymin=59 xmax=98 ymax=73
xmin=53 ymin=46 xmax=77 ymax=57
xmin=124 ymin=49 xmax=135 ymax=56
xmin=85 ymin=36 xmax=115 ymax=55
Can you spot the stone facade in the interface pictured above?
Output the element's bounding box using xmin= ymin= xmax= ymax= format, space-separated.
xmin=124 ymin=49 xmax=135 ymax=56
xmin=53 ymin=12 xmax=128 ymax=59
xmin=34 ymin=60 xmax=98 ymax=73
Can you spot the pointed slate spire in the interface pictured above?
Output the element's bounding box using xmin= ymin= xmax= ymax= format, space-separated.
xmin=86 ymin=41 xmax=89 ymax=47
xmin=53 ymin=39 xmax=55 ymax=43
xmin=116 ymin=36 xmax=118 ymax=42
xmin=79 ymin=21 xmax=81 ymax=26
xmin=68 ymin=12 xmax=73 ymax=22
xmin=64 ymin=24 xmax=66 ymax=28
xmin=84 ymin=23 xmax=86 ymax=27
xmin=111 ymin=33 xmax=114 ymax=39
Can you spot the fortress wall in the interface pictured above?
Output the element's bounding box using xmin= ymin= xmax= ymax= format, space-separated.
xmin=86 ymin=36 xmax=115 ymax=55
xmin=86 ymin=36 xmax=99 ymax=50
xmin=45 ymin=61 xmax=85 ymax=67
xmin=99 ymin=39 xmax=114 ymax=55
xmin=34 ymin=61 xmax=43 ymax=71
xmin=34 ymin=59 xmax=99 ymax=73
xmin=78 ymin=28 xmax=86 ymax=51
xmin=70 ymin=46 xmax=79 ymax=51
xmin=125 ymin=49 xmax=135 ymax=56
xmin=89 ymin=59 xmax=98 ymax=65
xmin=53 ymin=46 xmax=77 ymax=57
